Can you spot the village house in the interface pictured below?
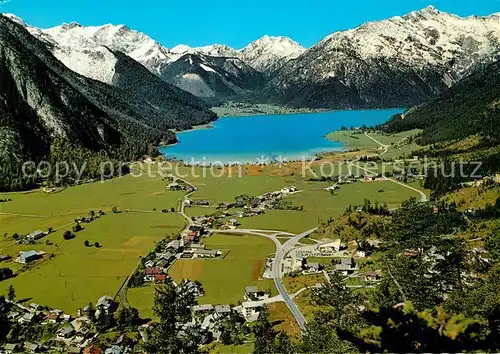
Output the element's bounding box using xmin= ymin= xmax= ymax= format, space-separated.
xmin=294 ymin=239 xmax=343 ymax=259
xmin=241 ymin=301 xmax=262 ymax=322
xmin=29 ymin=303 xmax=40 ymax=312
xmin=167 ymin=182 xmax=183 ymax=191
xmin=218 ymin=202 xmax=234 ymax=209
xmin=185 ymin=230 xmax=200 ymax=244
xmin=144 ymin=267 xmax=164 ymax=281
xmin=71 ymin=316 xmax=91 ymax=332
xmin=166 ymin=239 xmax=181 ymax=252
xmin=26 ymin=230 xmax=45 ymax=241
xmin=335 ymin=258 xmax=358 ymax=276
xmin=95 ymin=296 xmax=114 ymax=316
xmin=190 ymin=249 xmax=221 ymax=258
xmin=356 ymin=250 xmax=367 ymax=258
xmin=226 ymin=219 xmax=239 ymax=228
xmin=317 ymin=239 xmax=343 ymax=254
xmin=16 ymin=250 xmax=43 ymax=264
xmin=74 ymin=327 xmax=91 ymax=344
xmin=280 ymin=186 xmax=298 ymax=194
xmin=57 ymin=325 xmax=75 ymax=339
xmin=214 ymin=305 xmax=232 ymax=318
xmin=23 ymin=342 xmax=39 ymax=353
xmin=18 ymin=312 xmax=36 ymax=324
xmin=104 ymin=345 xmax=123 ymax=354
xmin=0 ymin=254 xmax=12 ymax=262
xmin=192 ymin=200 xmax=210 ymax=206
xmin=44 ymin=310 xmax=62 ymax=324
xmin=192 ymin=304 xmax=214 ymax=316
xmin=183 ymin=280 xmax=204 ymax=297
xmin=244 ymin=286 xmax=267 ymax=301
xmin=282 ymin=255 xmax=305 ymax=274
xmin=155 ymin=274 xmax=167 ymax=283
xmin=4 ymin=343 xmax=21 ymax=353
xmin=155 ymin=252 xmax=175 ymax=263
xmin=83 ymin=344 xmax=102 ymax=354
xmin=305 ymin=262 xmax=321 ymax=274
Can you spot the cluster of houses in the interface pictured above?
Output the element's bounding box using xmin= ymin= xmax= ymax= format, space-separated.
xmin=2 ymin=295 xmax=132 ymax=354
xmin=142 ymin=239 xmax=183 ymax=283
xmin=167 ymin=180 xmax=195 ymax=192
xmin=186 ymin=286 xmax=270 ymax=343
xmin=283 ymin=239 xmax=348 ymax=274
xmin=183 ymin=243 xmax=221 ymax=259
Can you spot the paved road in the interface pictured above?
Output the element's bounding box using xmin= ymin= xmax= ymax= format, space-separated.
xmin=213 ymin=227 xmax=316 ymax=330
xmin=273 ymin=228 xmax=318 ymax=330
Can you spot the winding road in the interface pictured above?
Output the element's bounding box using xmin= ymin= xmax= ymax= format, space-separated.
xmin=353 ymin=133 xmax=428 ymax=202
xmin=165 ymin=135 xmax=427 ymax=330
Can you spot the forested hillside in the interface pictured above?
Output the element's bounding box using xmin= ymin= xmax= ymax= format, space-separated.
xmin=0 ymin=15 xmax=216 ymax=191
xmin=382 ymin=60 xmax=500 ymax=145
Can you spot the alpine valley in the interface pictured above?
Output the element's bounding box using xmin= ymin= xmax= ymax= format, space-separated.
xmin=3 ymin=4 xmax=500 ymax=354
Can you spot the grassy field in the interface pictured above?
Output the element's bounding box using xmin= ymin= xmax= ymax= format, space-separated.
xmin=181 ymin=176 xmax=423 ymax=234
xmin=326 ymin=129 xmax=424 ymax=160
xmin=284 ymin=273 xmax=325 ymax=294
xmin=0 ymin=174 xmax=185 ymax=313
xmin=167 ymin=234 xmax=277 ymax=306
xmin=0 ymin=212 xmax=183 ymax=313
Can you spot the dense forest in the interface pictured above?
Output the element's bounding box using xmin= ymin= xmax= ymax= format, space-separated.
xmin=381 ymin=60 xmax=500 ymax=146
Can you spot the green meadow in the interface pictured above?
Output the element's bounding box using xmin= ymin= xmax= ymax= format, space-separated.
xmin=167 ymin=233 xmax=276 ymax=305
xmin=0 ymin=174 xmax=185 ymax=312
xmin=0 ymin=153 xmax=426 ymax=314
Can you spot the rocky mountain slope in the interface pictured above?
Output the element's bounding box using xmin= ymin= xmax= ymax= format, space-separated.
xmin=0 ymin=15 xmax=216 ymax=190
xmin=3 ymin=7 xmax=498 ymax=107
xmin=268 ymin=6 xmax=500 ymax=109
xmin=170 ymin=44 xmax=239 ymax=59
xmin=159 ymin=53 xmax=265 ymax=100
xmin=171 ymin=36 xmax=306 ymax=73
xmin=239 ymin=35 xmax=305 ymax=73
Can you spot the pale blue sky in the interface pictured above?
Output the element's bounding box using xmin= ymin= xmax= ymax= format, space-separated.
xmin=1 ymin=0 xmax=498 ymax=48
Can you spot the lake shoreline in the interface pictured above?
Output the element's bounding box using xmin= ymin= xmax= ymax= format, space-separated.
xmin=160 ymin=109 xmax=402 ymax=164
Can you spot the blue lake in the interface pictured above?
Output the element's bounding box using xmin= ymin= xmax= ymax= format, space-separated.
xmin=160 ymin=109 xmax=402 ymax=164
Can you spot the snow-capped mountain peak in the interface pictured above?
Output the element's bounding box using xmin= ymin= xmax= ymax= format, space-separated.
xmin=42 ymin=22 xmax=172 ymax=74
xmin=170 ymin=44 xmax=192 ymax=55
xmin=239 ymin=35 xmax=306 ymax=72
xmin=2 ymin=13 xmax=26 ymax=26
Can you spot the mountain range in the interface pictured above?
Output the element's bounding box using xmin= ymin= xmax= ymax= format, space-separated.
xmin=0 ymin=7 xmax=499 ymax=191
xmin=5 ymin=6 xmax=499 ymax=108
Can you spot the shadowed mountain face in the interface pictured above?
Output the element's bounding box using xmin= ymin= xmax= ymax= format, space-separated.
xmin=159 ymin=53 xmax=266 ymax=101
xmin=267 ymin=7 xmax=500 ymax=109
xmin=0 ymin=15 xmax=217 ymax=190
xmin=6 ymin=8 xmax=499 ymax=108
xmin=382 ymin=60 xmax=500 ymax=145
